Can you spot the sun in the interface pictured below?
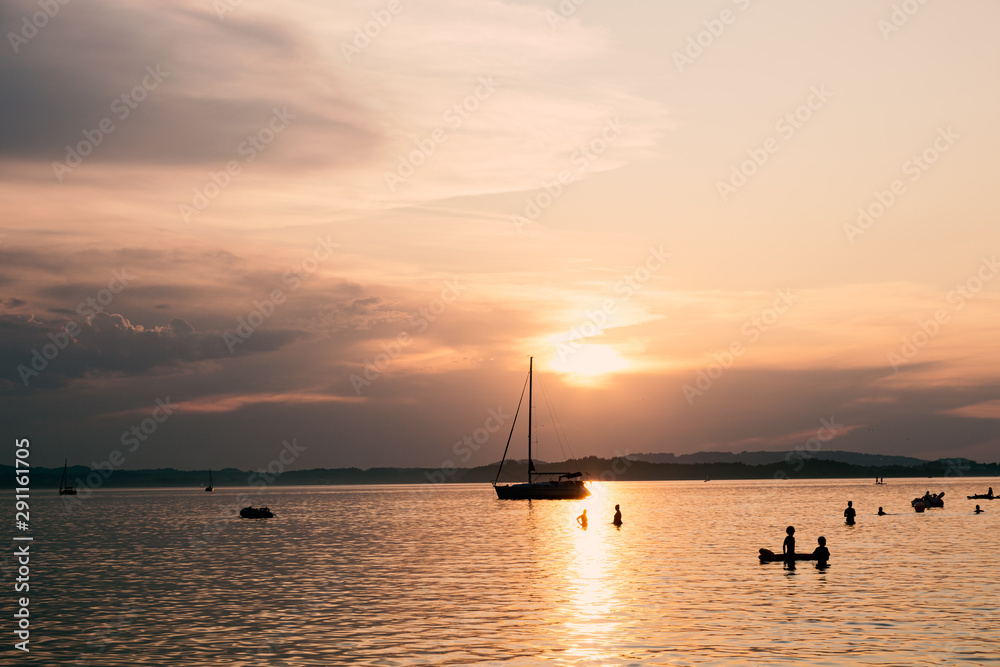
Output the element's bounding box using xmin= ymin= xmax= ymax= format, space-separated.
xmin=548 ymin=344 xmax=630 ymax=382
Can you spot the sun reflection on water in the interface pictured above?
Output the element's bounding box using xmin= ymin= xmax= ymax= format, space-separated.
xmin=561 ymin=491 xmax=622 ymax=664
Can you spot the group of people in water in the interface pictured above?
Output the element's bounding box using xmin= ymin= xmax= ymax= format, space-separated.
xmin=576 ymin=504 xmax=623 ymax=529
xmin=854 ymin=494 xmax=985 ymax=520
xmin=775 ymin=489 xmax=991 ymax=567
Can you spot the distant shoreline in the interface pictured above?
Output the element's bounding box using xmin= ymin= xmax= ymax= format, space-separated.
xmin=5 ymin=454 xmax=998 ymax=489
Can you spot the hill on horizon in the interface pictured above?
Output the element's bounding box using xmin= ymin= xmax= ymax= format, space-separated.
xmin=629 ymin=450 xmax=930 ymax=467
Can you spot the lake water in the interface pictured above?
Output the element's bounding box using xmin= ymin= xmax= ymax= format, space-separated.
xmin=9 ymin=477 xmax=1000 ymax=665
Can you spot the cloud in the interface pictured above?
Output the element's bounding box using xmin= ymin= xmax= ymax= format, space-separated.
xmin=942 ymin=399 xmax=1000 ymax=420
xmin=101 ymin=391 xmax=365 ymax=417
xmin=0 ymin=311 xmax=302 ymax=389
xmin=359 ymin=0 xmax=670 ymax=202
xmin=0 ymin=0 xmax=378 ymax=168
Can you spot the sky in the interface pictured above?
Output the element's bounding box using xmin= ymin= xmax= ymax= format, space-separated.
xmin=2 ymin=0 xmax=1000 ymax=471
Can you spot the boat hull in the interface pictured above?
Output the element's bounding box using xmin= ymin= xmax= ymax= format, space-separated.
xmin=494 ymin=481 xmax=589 ymax=500
xmin=967 ymin=494 xmax=995 ymax=500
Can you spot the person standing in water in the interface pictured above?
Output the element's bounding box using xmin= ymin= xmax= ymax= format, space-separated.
xmin=612 ymin=504 xmax=622 ymax=526
xmin=844 ymin=501 xmax=856 ymax=525
xmin=878 ymin=507 xmax=886 ymax=516
xmin=782 ymin=526 xmax=795 ymax=557
xmin=975 ymin=505 xmax=984 ymax=514
xmin=577 ymin=509 xmax=588 ymax=529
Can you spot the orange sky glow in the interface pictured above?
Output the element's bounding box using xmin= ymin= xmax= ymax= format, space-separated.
xmin=3 ymin=0 xmax=999 ymax=468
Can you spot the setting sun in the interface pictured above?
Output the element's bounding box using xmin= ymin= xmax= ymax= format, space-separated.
xmin=548 ymin=344 xmax=630 ymax=382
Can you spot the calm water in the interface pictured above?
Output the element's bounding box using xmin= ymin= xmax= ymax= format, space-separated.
xmin=8 ymin=477 xmax=1000 ymax=665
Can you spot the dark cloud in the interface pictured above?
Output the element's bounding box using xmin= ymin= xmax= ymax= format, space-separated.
xmin=168 ymin=317 xmax=194 ymax=335
xmin=351 ymin=296 xmax=383 ymax=311
xmin=0 ymin=311 xmax=302 ymax=390
xmin=0 ymin=0 xmax=378 ymax=167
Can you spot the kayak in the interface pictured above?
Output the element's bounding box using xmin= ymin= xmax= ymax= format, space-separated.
xmin=967 ymin=494 xmax=995 ymax=500
xmin=759 ymin=549 xmax=826 ymax=562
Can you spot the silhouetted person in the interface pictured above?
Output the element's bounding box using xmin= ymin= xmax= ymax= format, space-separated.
xmin=975 ymin=505 xmax=984 ymax=514
xmin=878 ymin=507 xmax=886 ymax=516
xmin=577 ymin=509 xmax=588 ymax=529
xmin=989 ymin=487 xmax=994 ymax=499
xmin=844 ymin=501 xmax=856 ymax=525
xmin=612 ymin=504 xmax=622 ymax=526
xmin=783 ymin=526 xmax=795 ymax=557
xmin=812 ymin=536 xmax=830 ymax=563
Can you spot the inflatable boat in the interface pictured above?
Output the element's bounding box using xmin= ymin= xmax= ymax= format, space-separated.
xmin=240 ymin=506 xmax=274 ymax=519
xmin=912 ymin=492 xmax=944 ymax=508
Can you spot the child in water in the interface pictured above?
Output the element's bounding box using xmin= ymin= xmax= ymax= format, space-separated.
xmin=812 ymin=536 xmax=830 ymax=562
xmin=782 ymin=526 xmax=795 ymax=556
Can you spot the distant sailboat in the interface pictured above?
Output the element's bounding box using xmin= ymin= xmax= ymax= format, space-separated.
xmin=59 ymin=459 xmax=77 ymax=495
xmin=205 ymin=469 xmax=214 ymax=492
xmin=493 ymin=357 xmax=590 ymax=500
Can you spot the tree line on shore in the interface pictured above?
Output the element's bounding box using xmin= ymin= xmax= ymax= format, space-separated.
xmin=3 ymin=456 xmax=996 ymax=489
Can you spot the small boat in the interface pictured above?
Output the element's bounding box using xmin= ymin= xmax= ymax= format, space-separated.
xmin=758 ymin=549 xmax=827 ymax=563
xmin=967 ymin=492 xmax=995 ymax=500
xmin=58 ymin=459 xmax=77 ymax=495
xmin=240 ymin=506 xmax=274 ymax=519
xmin=205 ymin=469 xmax=214 ymax=492
xmin=493 ymin=357 xmax=590 ymax=500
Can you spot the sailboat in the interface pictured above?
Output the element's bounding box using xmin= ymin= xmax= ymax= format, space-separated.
xmin=493 ymin=357 xmax=590 ymax=500
xmin=205 ymin=469 xmax=214 ymax=492
xmin=59 ymin=459 xmax=77 ymax=495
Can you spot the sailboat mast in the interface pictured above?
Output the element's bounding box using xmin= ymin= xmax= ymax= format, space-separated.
xmin=527 ymin=356 xmax=532 ymax=482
